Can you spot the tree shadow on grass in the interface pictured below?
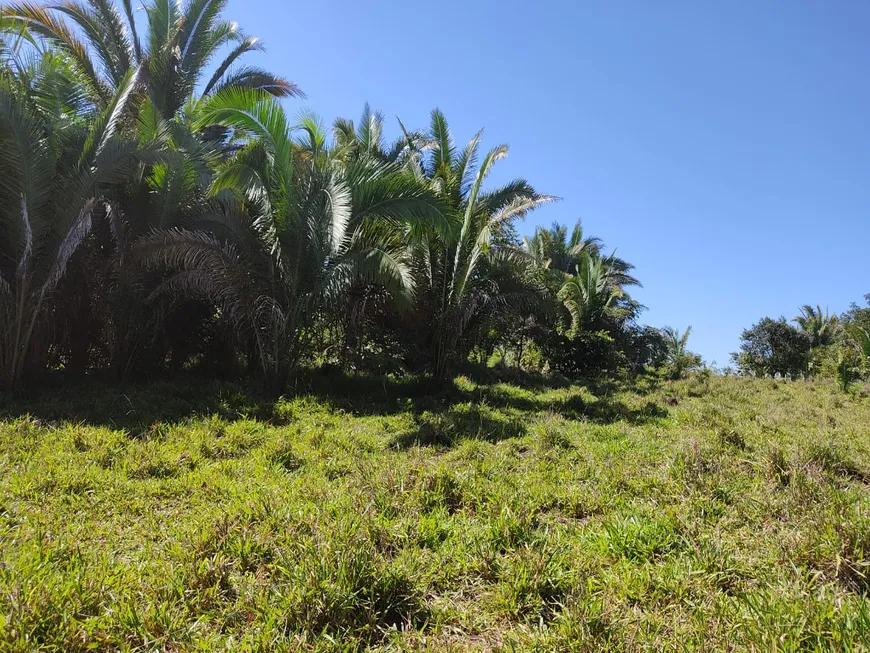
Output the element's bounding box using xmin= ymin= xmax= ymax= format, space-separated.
xmin=553 ymin=394 xmax=670 ymax=426
xmin=0 ymin=377 xmax=274 ymax=432
xmin=294 ymin=364 xmax=580 ymax=416
xmin=453 ymin=364 xmax=574 ymax=392
xmin=0 ymin=366 xmax=669 ymax=435
xmin=388 ymin=403 xmax=527 ymax=450
xmin=458 ymin=384 xmax=670 ymax=427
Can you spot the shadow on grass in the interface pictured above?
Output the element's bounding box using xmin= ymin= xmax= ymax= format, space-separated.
xmin=0 ymin=377 xmax=274 ymax=432
xmin=297 ymin=366 xmax=669 ymax=427
xmin=554 ymin=394 xmax=670 ymax=426
xmin=459 ymin=385 xmax=669 ymax=427
xmin=453 ymin=364 xmax=574 ymax=392
xmin=388 ymin=404 xmax=527 ymax=449
xmin=0 ymin=365 xmax=668 ymax=435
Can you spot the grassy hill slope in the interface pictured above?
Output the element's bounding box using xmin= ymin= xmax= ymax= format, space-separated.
xmin=1 ymin=373 xmax=869 ymax=650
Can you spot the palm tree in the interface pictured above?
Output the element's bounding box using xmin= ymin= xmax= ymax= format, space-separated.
xmin=557 ymin=252 xmax=623 ymax=338
xmin=661 ymin=325 xmax=700 ymax=378
xmin=319 ymin=105 xmax=435 ymax=366
xmin=521 ymin=218 xmax=642 ymax=341
xmin=523 ymin=220 xmax=602 ymax=274
xmin=331 ymin=104 xmax=426 ymax=168
xmin=406 ymin=109 xmax=555 ymax=379
xmin=0 ymin=58 xmax=141 ymax=388
xmin=2 ymin=0 xmax=300 ymax=116
xmin=794 ymin=304 xmax=839 ymax=348
xmin=136 ymin=91 xmax=446 ymax=390
xmin=97 ymin=94 xmax=233 ymax=380
xmin=523 ymin=219 xmax=641 ymax=327
xmin=2 ymin=0 xmax=297 ymax=380
xmin=523 ymin=219 xmax=639 ymax=284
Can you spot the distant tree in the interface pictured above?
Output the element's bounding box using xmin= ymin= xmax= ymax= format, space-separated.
xmin=793 ymin=304 xmax=839 ymax=348
xmin=841 ymin=295 xmax=870 ymax=345
xmin=731 ymin=318 xmax=811 ymax=378
xmin=661 ymin=326 xmax=702 ymax=378
xmin=542 ymin=329 xmax=627 ymax=378
xmin=839 ymin=296 xmax=870 ymax=387
xmin=523 ymin=220 xmax=602 ymax=274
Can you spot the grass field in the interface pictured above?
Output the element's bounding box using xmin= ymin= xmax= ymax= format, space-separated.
xmin=1 ymin=371 xmax=870 ymax=651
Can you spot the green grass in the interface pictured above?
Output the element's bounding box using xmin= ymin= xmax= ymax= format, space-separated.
xmin=1 ymin=372 xmax=870 ymax=651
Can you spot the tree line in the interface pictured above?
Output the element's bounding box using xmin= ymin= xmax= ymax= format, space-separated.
xmin=1 ymin=0 xmax=702 ymax=392
xmin=731 ymin=297 xmax=870 ymax=389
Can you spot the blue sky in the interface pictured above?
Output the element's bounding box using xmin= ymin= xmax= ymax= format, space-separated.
xmin=229 ymin=0 xmax=870 ymax=366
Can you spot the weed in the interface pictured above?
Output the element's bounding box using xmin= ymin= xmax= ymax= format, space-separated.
xmin=717 ymin=427 xmax=747 ymax=450
xmin=766 ymin=446 xmax=792 ymax=486
xmin=804 ymin=442 xmax=867 ymax=482
xmin=599 ymin=514 xmax=684 ymax=561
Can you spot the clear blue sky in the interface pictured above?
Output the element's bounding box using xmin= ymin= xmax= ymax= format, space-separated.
xmin=229 ymin=0 xmax=870 ymax=366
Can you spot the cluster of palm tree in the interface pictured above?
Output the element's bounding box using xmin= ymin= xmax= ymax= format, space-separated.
xmin=1 ymin=0 xmax=306 ymax=388
xmin=0 ymin=0 xmax=666 ymax=391
xmin=521 ymin=222 xmax=640 ymax=330
xmin=511 ymin=221 xmax=674 ymax=375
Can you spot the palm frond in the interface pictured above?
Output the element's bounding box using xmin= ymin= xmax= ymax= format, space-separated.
xmin=120 ymin=0 xmax=140 ymax=60
xmin=356 ymin=103 xmax=383 ymax=154
xmin=344 ymin=160 xmax=449 ymax=239
xmin=86 ymin=0 xmax=133 ymax=79
xmin=211 ymin=65 xmax=301 ymax=98
xmin=80 ymin=63 xmax=142 ymax=162
xmin=43 ymin=197 xmax=94 ymax=291
xmin=202 ymin=34 xmax=260 ymax=95
xmin=2 ymin=1 xmax=111 ymax=103
xmin=198 ymin=87 xmax=292 ymax=170
xmin=178 ymin=0 xmax=226 ymax=64
xmin=134 ymin=227 xmax=256 ymax=325
xmin=429 ymin=108 xmax=455 ymax=173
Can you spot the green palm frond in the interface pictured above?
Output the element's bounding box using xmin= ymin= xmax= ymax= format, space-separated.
xmin=119 ymin=0 xmax=140 ymax=60
xmin=794 ymin=304 xmax=838 ymax=347
xmin=453 ymin=128 xmax=481 ymax=201
xmin=144 ymin=0 xmax=181 ymax=61
xmin=85 ymin=0 xmax=133 ymax=73
xmin=209 ymin=65 xmax=301 ymax=99
xmin=50 ymin=1 xmax=130 ymax=85
xmin=343 ymin=160 xmax=448 ymax=238
xmin=202 ymin=34 xmax=262 ymax=94
xmin=2 ymin=1 xmax=111 ymax=102
xmin=177 ymin=0 xmax=227 ymax=66
xmin=557 ymin=252 xmax=619 ymax=337
xmin=429 ymin=108 xmax=455 ymax=174
xmin=356 ymin=103 xmax=384 ymax=154
xmin=198 ymin=87 xmax=292 ymax=171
